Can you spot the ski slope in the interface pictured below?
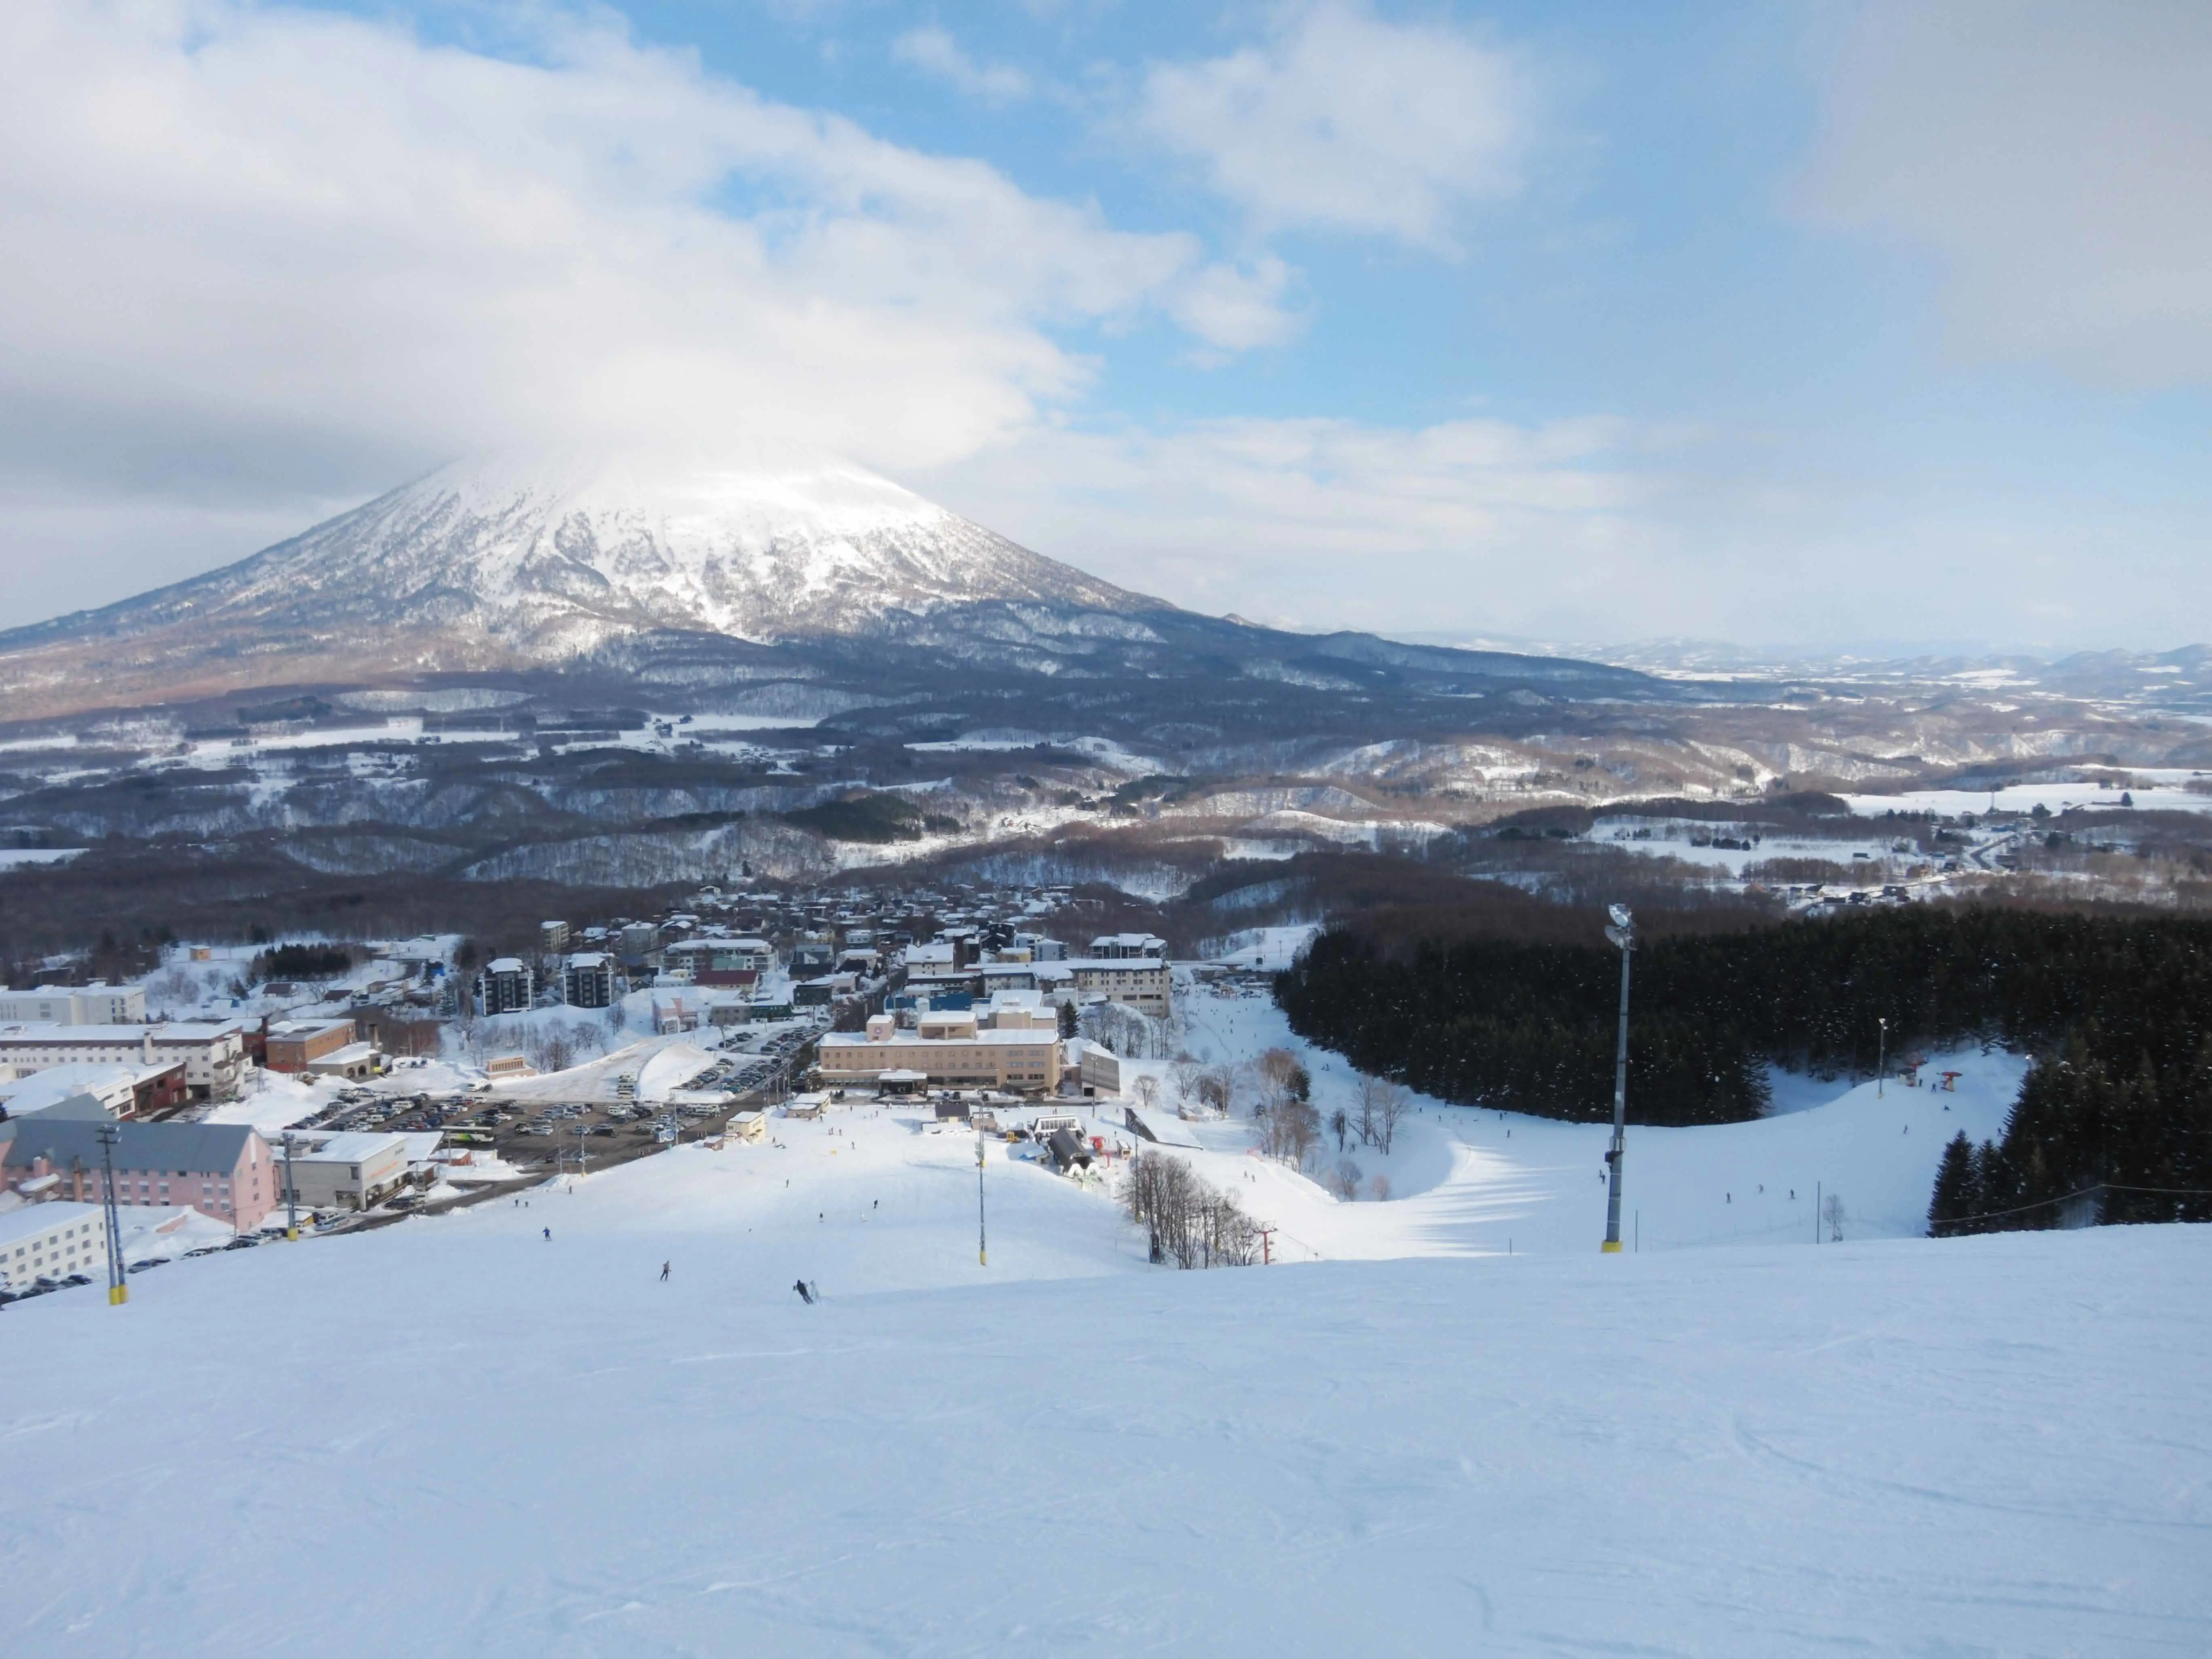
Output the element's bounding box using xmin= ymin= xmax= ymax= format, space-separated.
xmin=2 ymin=983 xmax=2202 ymax=1654
xmin=0 ymin=1172 xmax=2203 ymax=1656
xmin=1166 ymin=982 xmax=2026 ymax=1260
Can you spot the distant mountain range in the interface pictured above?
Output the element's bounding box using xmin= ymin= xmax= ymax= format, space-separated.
xmin=0 ymin=447 xmax=1672 ymax=722
xmin=1398 ymin=631 xmax=2212 ymax=712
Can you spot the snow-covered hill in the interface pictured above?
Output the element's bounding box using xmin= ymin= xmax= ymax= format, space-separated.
xmin=19 ymin=446 xmax=1156 ymax=661
xmin=3 ymin=1126 xmax=2202 ymax=1655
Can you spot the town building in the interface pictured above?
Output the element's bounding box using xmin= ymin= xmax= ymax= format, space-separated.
xmin=563 ymin=952 xmax=618 ymax=1009
xmin=651 ymin=992 xmax=701 ymax=1034
xmin=1089 ymin=933 xmax=1169 ymax=960
xmin=0 ymin=1024 xmax=248 ymax=1101
xmin=264 ymin=1019 xmax=380 ymax=1081
xmin=1014 ymin=932 xmax=1067 ymax=961
xmin=264 ymin=1019 xmax=358 ymax=1073
xmin=1065 ymin=957 xmax=1174 ymax=1018
xmin=661 ymin=938 xmax=770 ymax=987
xmin=1 ymin=1119 xmax=279 ymax=1228
xmin=540 ymin=920 xmax=570 ymax=954
xmin=476 ymin=958 xmax=534 ymax=1015
xmin=276 ymin=1130 xmax=412 ymax=1212
xmin=817 ymin=1010 xmax=1060 ymax=1092
xmin=0 ymin=1060 xmax=188 ymax=1120
xmin=0 ymin=984 xmax=147 ymax=1025
xmin=0 ymin=1201 xmax=111 ymax=1291
xmin=1076 ymin=1041 xmax=1123 ymax=1097
xmin=350 ymin=1005 xmax=445 ymax=1058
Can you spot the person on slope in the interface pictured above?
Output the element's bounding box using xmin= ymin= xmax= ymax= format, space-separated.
xmin=793 ymin=1279 xmax=814 ymax=1305
xmin=542 ymin=1227 xmax=551 ymax=1241
xmin=660 ymin=1261 xmax=670 ymax=1283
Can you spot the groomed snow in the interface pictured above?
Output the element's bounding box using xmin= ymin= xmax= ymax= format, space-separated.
xmin=3 ymin=975 xmax=2199 ymax=1654
xmin=1 ymin=1165 xmax=2201 ymax=1654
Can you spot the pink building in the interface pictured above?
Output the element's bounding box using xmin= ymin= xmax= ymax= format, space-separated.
xmin=0 ymin=1119 xmax=280 ymax=1230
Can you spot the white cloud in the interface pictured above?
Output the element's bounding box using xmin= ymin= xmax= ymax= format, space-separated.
xmin=1134 ymin=0 xmax=1530 ymax=248
xmin=0 ymin=0 xmax=1297 ymax=611
xmin=916 ymin=414 xmax=1663 ymax=635
xmin=1798 ymin=0 xmax=2212 ymax=386
xmin=892 ymin=25 xmax=1033 ymax=105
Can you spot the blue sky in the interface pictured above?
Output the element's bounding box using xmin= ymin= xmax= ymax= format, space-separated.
xmin=1 ymin=0 xmax=2206 ymax=650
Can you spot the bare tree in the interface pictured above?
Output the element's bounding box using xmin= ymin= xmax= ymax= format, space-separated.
xmin=1256 ymin=1047 xmax=1300 ymax=1095
xmin=1170 ymin=1056 xmax=1203 ymax=1106
xmin=1123 ymin=1150 xmax=1261 ymax=1269
xmin=1196 ymin=1065 xmax=1234 ymax=1115
xmin=1262 ymin=1097 xmax=1322 ymax=1169
xmin=1822 ymin=1191 xmax=1847 ymax=1243
xmin=1368 ymin=1173 xmax=1391 ymax=1202
xmin=1373 ymin=1081 xmax=1408 ymax=1155
xmin=1327 ymin=1157 xmax=1363 ymax=1201
xmin=1133 ymin=1074 xmax=1161 ymax=1112
xmin=1329 ymin=1107 xmax=1349 ymax=1152
xmin=1357 ymin=1076 xmax=1409 ymax=1154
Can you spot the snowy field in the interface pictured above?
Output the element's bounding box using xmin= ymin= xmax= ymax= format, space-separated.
xmin=1 ymin=1150 xmax=2202 ymax=1655
xmin=1167 ymin=984 xmax=2025 ymax=1256
xmin=1842 ymin=778 xmax=2212 ymax=818
xmin=3 ymin=976 xmax=2203 ymax=1654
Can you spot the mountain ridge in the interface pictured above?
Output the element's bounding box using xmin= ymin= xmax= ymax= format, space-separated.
xmin=0 ymin=447 xmax=1680 ymax=721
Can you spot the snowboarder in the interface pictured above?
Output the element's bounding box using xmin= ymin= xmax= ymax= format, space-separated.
xmin=660 ymin=1261 xmax=670 ymax=1282
xmin=793 ymin=1279 xmax=813 ymax=1304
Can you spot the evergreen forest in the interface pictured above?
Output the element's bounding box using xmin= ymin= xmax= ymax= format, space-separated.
xmin=1274 ymin=905 xmax=2212 ymax=1233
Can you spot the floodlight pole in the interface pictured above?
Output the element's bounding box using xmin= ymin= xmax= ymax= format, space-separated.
xmin=1602 ymin=908 xmax=1635 ymax=1254
xmin=283 ymin=1131 xmax=300 ymax=1240
xmin=96 ymin=1124 xmax=127 ymax=1305
xmin=976 ymin=1121 xmax=988 ymax=1267
xmin=1877 ymin=1017 xmax=1888 ymax=1098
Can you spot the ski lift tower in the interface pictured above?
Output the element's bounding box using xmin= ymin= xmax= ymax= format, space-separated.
xmin=95 ymin=1124 xmax=128 ymax=1305
xmin=1602 ymin=904 xmax=1635 ymax=1254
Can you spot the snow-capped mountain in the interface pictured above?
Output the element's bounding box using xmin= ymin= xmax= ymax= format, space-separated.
xmin=0 ymin=446 xmax=1168 ymax=714
xmin=67 ymin=448 xmax=1155 ymax=652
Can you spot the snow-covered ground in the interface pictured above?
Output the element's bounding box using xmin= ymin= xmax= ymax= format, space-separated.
xmin=1 ymin=1128 xmax=2201 ymax=1654
xmin=4 ymin=973 xmax=2199 ymax=1653
xmin=1843 ymin=778 xmax=2212 ymax=818
xmin=1167 ymin=982 xmax=2025 ymax=1257
xmin=1201 ymin=923 xmax=1320 ymax=970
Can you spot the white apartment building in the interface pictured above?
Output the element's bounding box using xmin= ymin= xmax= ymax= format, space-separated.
xmin=1065 ymin=958 xmax=1173 ymax=1018
xmin=0 ymin=1023 xmax=248 ymax=1101
xmin=0 ymin=1201 xmax=110 ymax=1290
xmin=0 ymin=984 xmax=146 ymax=1025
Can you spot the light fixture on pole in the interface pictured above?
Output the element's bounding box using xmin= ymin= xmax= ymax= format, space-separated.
xmin=1602 ymin=904 xmax=1635 ymax=1255
xmin=976 ymin=1119 xmax=988 ymax=1267
xmin=1877 ymin=1017 xmax=1888 ymax=1098
xmin=95 ymin=1124 xmax=128 ymax=1305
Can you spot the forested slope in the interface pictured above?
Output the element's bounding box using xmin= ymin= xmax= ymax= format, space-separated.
xmin=1276 ymin=906 xmax=2212 ymax=1230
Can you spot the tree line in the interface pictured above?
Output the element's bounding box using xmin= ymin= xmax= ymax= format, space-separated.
xmin=1277 ymin=905 xmax=2212 ymax=1230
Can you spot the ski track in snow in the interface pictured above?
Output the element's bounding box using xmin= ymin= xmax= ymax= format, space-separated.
xmin=0 ymin=981 xmax=2200 ymax=1656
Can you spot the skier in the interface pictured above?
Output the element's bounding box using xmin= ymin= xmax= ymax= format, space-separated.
xmin=542 ymin=1227 xmax=551 ymax=1241
xmin=660 ymin=1261 xmax=670 ymax=1282
xmin=793 ymin=1279 xmax=813 ymax=1304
